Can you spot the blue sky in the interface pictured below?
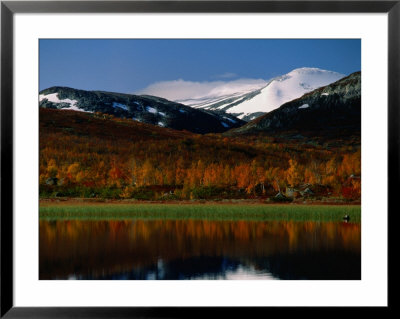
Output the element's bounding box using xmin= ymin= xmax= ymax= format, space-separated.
xmin=40 ymin=39 xmax=360 ymax=94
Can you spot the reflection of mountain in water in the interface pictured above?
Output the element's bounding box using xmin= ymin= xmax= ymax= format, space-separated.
xmin=88 ymin=257 xmax=274 ymax=280
xmin=40 ymin=219 xmax=361 ymax=280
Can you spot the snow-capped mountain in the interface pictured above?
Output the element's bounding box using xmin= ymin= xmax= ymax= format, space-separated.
xmin=187 ymin=68 xmax=346 ymax=121
xmin=228 ymin=71 xmax=361 ymax=136
xmin=175 ymin=82 xmax=266 ymax=109
xmin=39 ymin=87 xmax=245 ymax=134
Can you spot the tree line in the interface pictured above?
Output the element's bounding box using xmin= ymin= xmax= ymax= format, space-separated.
xmin=39 ymin=109 xmax=361 ymax=200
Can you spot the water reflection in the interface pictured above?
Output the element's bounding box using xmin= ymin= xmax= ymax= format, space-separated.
xmin=39 ymin=219 xmax=361 ymax=280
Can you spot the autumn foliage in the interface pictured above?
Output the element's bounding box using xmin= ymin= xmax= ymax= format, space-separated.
xmin=39 ymin=109 xmax=361 ymax=200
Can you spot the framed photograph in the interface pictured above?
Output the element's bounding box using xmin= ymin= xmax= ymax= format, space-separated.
xmin=1 ymin=0 xmax=395 ymax=317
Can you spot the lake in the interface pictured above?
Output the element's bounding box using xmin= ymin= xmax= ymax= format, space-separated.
xmin=39 ymin=218 xmax=361 ymax=280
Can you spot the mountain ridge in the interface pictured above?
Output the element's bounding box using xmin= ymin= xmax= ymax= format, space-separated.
xmin=39 ymin=86 xmax=245 ymax=134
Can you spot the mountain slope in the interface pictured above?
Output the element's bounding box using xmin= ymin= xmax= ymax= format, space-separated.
xmin=39 ymin=87 xmax=245 ymax=134
xmin=228 ymin=71 xmax=361 ymax=137
xmin=188 ymin=68 xmax=345 ymax=121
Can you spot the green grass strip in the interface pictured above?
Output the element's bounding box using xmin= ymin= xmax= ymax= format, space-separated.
xmin=39 ymin=204 xmax=361 ymax=222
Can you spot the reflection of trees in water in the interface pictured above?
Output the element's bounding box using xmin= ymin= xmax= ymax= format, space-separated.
xmin=39 ymin=219 xmax=360 ymax=279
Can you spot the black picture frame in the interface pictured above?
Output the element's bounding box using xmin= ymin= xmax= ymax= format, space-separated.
xmin=1 ymin=1 xmax=396 ymax=317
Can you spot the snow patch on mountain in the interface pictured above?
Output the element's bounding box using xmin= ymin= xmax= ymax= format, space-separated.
xmin=113 ymin=102 xmax=128 ymax=110
xmin=225 ymin=68 xmax=345 ymax=117
xmin=39 ymin=93 xmax=92 ymax=113
xmin=139 ymin=78 xmax=267 ymax=102
xmin=146 ymin=106 xmax=158 ymax=114
xmin=39 ymin=93 xmax=78 ymax=107
xmin=223 ymin=116 xmax=237 ymax=124
xmin=64 ymin=105 xmax=93 ymax=113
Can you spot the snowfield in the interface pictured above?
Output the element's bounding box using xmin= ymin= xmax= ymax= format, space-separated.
xmin=39 ymin=93 xmax=78 ymax=107
xmin=39 ymin=93 xmax=92 ymax=113
xmin=182 ymin=67 xmax=344 ymax=121
xmin=225 ymin=68 xmax=344 ymax=116
xmin=146 ymin=106 xmax=158 ymax=114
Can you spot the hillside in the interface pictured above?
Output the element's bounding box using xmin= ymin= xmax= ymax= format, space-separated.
xmin=40 ymin=108 xmax=361 ymax=201
xmin=39 ymin=86 xmax=245 ymax=134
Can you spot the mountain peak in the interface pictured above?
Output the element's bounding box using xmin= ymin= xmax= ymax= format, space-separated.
xmin=287 ymin=67 xmax=344 ymax=77
xmin=290 ymin=67 xmax=332 ymax=72
xmin=186 ymin=67 xmax=346 ymax=122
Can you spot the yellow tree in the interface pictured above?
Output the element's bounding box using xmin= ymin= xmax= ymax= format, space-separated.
xmin=47 ymin=159 xmax=58 ymax=179
xmin=66 ymin=162 xmax=80 ymax=183
xmin=141 ymin=160 xmax=154 ymax=186
xmin=222 ymin=165 xmax=231 ymax=187
xmin=286 ymin=159 xmax=302 ymax=187
xmin=175 ymin=158 xmax=186 ymax=185
xmin=108 ymin=165 xmax=124 ymax=187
